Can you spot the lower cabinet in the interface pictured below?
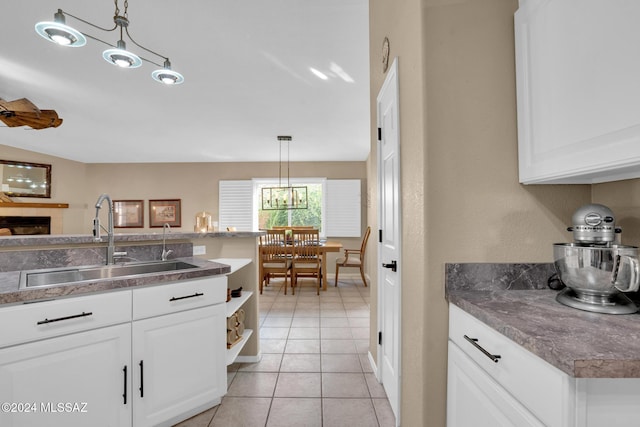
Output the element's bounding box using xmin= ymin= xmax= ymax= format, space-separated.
xmin=132 ymin=304 xmax=226 ymax=427
xmin=448 ymin=304 xmax=640 ymax=427
xmin=447 ymin=341 xmax=544 ymax=426
xmin=0 ymin=323 xmax=131 ymax=427
xmin=0 ymin=276 xmax=228 ymax=427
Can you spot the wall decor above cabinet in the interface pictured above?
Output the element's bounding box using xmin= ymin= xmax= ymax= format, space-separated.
xmin=515 ymin=0 xmax=640 ymax=184
xmin=0 ymin=160 xmax=51 ymax=198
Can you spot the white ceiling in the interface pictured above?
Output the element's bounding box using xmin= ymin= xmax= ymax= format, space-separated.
xmin=0 ymin=1 xmax=370 ymax=163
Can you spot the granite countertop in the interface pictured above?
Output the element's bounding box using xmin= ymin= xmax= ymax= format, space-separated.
xmin=0 ymin=231 xmax=264 ymax=248
xmin=446 ymin=264 xmax=640 ymax=379
xmin=0 ymin=257 xmax=231 ymax=306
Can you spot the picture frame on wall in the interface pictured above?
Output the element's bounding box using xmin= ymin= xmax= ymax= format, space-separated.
xmin=113 ymin=200 xmax=144 ymax=228
xmin=149 ymin=199 xmax=181 ymax=227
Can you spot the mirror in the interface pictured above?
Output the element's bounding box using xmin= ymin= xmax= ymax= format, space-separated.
xmin=0 ymin=160 xmax=51 ymax=198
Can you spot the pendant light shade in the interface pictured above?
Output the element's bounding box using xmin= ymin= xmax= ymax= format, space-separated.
xmin=152 ymin=59 xmax=185 ymax=85
xmin=103 ymin=40 xmax=142 ymax=68
xmin=35 ymin=9 xmax=86 ymax=47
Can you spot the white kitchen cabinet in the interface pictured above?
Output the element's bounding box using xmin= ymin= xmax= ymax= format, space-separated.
xmin=0 ymin=274 xmax=229 ymax=427
xmin=132 ymin=304 xmax=226 ymax=427
xmin=448 ymin=304 xmax=640 ymax=427
xmin=0 ymin=323 xmax=132 ymax=427
xmin=515 ymin=0 xmax=640 ymax=184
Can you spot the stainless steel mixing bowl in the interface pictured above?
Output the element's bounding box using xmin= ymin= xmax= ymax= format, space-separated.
xmin=553 ymin=243 xmax=640 ymax=296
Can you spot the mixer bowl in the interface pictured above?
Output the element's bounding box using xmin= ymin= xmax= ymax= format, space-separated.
xmin=553 ymin=243 xmax=640 ymax=296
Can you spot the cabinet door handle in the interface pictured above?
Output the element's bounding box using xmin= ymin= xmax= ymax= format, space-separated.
xmin=139 ymin=360 xmax=144 ymax=398
xmin=463 ymin=335 xmax=501 ymax=363
xmin=169 ymin=292 xmax=204 ymax=302
xmin=122 ymin=365 xmax=128 ymax=405
xmin=36 ymin=311 xmax=93 ymax=325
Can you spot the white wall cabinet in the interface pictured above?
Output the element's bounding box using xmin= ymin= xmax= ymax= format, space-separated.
xmin=515 ymin=0 xmax=640 ymax=184
xmin=0 ymin=275 xmax=228 ymax=427
xmin=447 ymin=304 xmax=640 ymax=427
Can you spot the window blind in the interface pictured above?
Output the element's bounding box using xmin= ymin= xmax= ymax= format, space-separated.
xmin=325 ymin=179 xmax=361 ymax=237
xmin=218 ymin=180 xmax=254 ymax=231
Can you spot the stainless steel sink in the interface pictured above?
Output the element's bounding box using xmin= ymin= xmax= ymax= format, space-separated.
xmin=19 ymin=260 xmax=199 ymax=289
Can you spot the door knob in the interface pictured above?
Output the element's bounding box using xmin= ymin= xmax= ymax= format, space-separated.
xmin=382 ymin=260 xmax=397 ymax=272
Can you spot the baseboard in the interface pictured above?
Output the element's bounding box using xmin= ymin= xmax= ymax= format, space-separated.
xmin=367 ymin=350 xmax=378 ymax=376
xmin=234 ymin=352 xmax=262 ymax=364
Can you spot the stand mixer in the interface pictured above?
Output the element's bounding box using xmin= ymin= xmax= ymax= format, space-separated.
xmin=553 ymin=204 xmax=640 ymax=314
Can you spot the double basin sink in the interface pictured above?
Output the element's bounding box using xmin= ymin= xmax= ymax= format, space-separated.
xmin=19 ymin=260 xmax=199 ymax=289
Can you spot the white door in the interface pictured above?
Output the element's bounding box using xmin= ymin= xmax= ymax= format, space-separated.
xmin=0 ymin=323 xmax=132 ymax=427
xmin=377 ymin=57 xmax=401 ymax=425
xmin=132 ymin=304 xmax=226 ymax=427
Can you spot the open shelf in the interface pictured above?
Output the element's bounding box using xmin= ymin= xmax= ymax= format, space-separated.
xmin=226 ymin=291 xmax=253 ymax=318
xmin=210 ymin=258 xmax=252 ymax=275
xmin=226 ymin=329 xmax=253 ymax=366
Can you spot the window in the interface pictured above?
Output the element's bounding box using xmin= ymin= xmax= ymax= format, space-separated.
xmin=219 ymin=179 xmax=361 ymax=237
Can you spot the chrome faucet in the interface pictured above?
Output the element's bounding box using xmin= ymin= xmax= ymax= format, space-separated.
xmin=93 ymin=193 xmax=126 ymax=265
xmin=161 ymin=223 xmax=173 ymax=261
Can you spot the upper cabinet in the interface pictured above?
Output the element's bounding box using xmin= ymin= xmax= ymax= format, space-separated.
xmin=515 ymin=0 xmax=640 ymax=184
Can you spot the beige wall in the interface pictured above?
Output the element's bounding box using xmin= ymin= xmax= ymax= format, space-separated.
xmin=369 ymin=0 xmax=592 ymax=425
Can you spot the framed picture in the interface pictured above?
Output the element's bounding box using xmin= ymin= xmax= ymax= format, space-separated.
xmin=149 ymin=199 xmax=181 ymax=227
xmin=113 ymin=200 xmax=144 ymax=228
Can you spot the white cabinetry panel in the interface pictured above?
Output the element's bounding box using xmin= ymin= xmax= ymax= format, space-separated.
xmin=515 ymin=0 xmax=640 ymax=183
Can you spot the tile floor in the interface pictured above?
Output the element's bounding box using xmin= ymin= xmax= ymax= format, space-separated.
xmin=175 ymin=276 xmax=395 ymax=427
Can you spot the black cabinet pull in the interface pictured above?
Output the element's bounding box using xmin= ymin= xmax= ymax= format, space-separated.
xmin=169 ymin=292 xmax=204 ymax=302
xmin=37 ymin=311 xmax=93 ymax=325
xmin=123 ymin=365 xmax=128 ymax=405
xmin=463 ymin=335 xmax=501 ymax=363
xmin=139 ymin=360 xmax=144 ymax=398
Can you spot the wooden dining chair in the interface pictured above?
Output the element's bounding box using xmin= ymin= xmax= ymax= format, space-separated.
xmin=291 ymin=229 xmax=321 ymax=295
xmin=259 ymin=229 xmax=291 ymax=294
xmin=335 ymin=226 xmax=371 ymax=287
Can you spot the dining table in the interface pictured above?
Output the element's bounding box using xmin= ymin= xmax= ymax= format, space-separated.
xmin=259 ymin=240 xmax=343 ymax=291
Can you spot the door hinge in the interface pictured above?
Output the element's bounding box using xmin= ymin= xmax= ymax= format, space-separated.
xmin=378 ymin=229 xmax=382 ymax=243
xmin=378 ymin=331 xmax=382 ymax=345
xmin=377 ymin=127 xmax=382 ymax=141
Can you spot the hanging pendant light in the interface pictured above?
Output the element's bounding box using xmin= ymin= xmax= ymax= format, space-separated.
xmin=35 ymin=1 xmax=183 ymax=85
xmin=261 ymin=136 xmax=309 ymax=211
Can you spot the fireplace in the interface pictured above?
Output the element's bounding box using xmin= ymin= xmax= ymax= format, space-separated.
xmin=0 ymin=216 xmax=51 ymax=235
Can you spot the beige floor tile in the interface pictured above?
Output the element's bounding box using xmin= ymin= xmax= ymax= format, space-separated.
xmin=267 ymin=398 xmax=322 ymax=427
xmin=279 ymin=353 xmax=321 ymax=372
xmin=261 ymin=339 xmax=287 ymax=354
xmin=288 ymin=327 xmax=320 ymax=339
xmin=268 ymin=309 xmax=295 ymax=317
xmin=359 ymin=353 xmax=374 ymax=373
xmin=210 ymin=397 xmax=271 ymax=427
xmin=320 ymin=309 xmax=348 ymax=318
xmin=260 ymin=327 xmax=290 ymax=339
xmin=321 ymin=354 xmax=363 ymax=372
xmin=285 ymin=339 xmax=320 ymax=354
xmin=320 ymin=302 xmax=345 ymax=310
xmin=173 ymin=404 xmax=218 ymax=426
xmin=322 ymin=398 xmax=379 ymax=427
xmin=320 ymin=317 xmax=346 ymax=328
xmin=321 ymin=339 xmax=357 ymax=354
xmin=346 ymin=309 xmax=370 ymax=318
xmin=226 ymin=372 xmax=278 ymax=397
xmin=322 ymin=373 xmax=370 ymax=398
xmin=293 ymin=309 xmax=320 ymax=318
xmin=351 ymin=327 xmax=370 ymax=339
xmin=262 ymin=317 xmax=293 ymax=327
xmin=274 ymin=372 xmax=321 ymax=397
xmin=238 ymin=353 xmax=283 ymax=372
xmin=355 ymin=339 xmax=370 ymax=354
xmin=321 ymin=327 xmax=352 ymax=339
xmin=348 ymin=317 xmax=370 ymax=327
xmin=373 ymin=398 xmax=397 ymax=427
xmin=291 ymin=317 xmax=320 ymax=328
xmin=227 ymin=371 xmax=236 ymax=389
xmin=365 ymin=372 xmax=387 ymax=398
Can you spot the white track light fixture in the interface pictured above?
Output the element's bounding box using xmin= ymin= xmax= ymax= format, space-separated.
xmin=35 ymin=1 xmax=184 ymax=85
